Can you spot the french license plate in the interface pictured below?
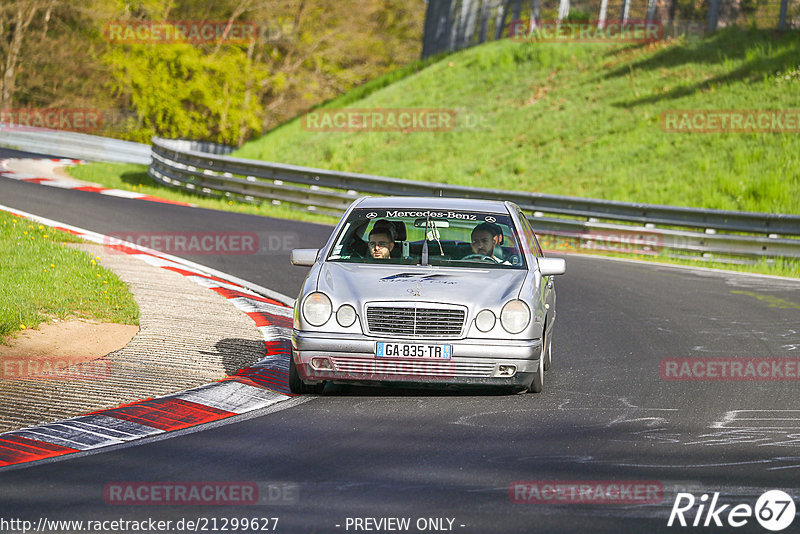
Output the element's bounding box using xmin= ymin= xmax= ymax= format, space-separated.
xmin=376 ymin=342 xmax=452 ymax=360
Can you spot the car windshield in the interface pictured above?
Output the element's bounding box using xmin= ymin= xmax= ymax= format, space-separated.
xmin=327 ymin=208 xmax=527 ymax=269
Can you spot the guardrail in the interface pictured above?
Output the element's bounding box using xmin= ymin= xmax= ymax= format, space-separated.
xmin=0 ymin=124 xmax=151 ymax=164
xmin=7 ymin=128 xmax=793 ymax=259
xmin=150 ymin=137 xmax=800 ymax=259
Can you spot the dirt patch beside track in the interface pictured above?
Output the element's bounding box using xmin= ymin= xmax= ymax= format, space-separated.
xmin=0 ymin=319 xmax=138 ymax=377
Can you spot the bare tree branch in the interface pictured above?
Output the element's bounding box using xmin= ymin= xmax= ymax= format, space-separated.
xmin=1 ymin=1 xmax=43 ymax=110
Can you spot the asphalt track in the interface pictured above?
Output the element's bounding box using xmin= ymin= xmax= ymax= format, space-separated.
xmin=1 ymin=148 xmax=799 ymax=533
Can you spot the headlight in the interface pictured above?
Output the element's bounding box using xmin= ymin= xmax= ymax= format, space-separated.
xmin=336 ymin=304 xmax=357 ymax=327
xmin=500 ymin=300 xmax=530 ymax=334
xmin=302 ymin=292 xmax=332 ymax=326
xmin=475 ymin=309 xmax=496 ymax=332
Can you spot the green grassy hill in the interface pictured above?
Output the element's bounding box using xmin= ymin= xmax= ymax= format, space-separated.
xmin=235 ymin=28 xmax=800 ymax=215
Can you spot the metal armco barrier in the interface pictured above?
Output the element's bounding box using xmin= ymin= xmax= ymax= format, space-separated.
xmin=149 ymin=137 xmax=800 ymax=259
xmin=0 ymin=124 xmax=151 ymax=164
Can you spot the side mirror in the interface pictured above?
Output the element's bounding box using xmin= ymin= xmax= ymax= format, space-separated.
xmin=291 ymin=248 xmax=319 ymax=266
xmin=538 ymin=257 xmax=566 ymax=276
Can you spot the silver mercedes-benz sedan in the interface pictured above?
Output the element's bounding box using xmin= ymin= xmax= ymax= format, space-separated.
xmin=289 ymin=196 xmax=566 ymax=394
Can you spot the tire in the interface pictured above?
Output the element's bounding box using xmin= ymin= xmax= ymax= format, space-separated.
xmin=543 ymin=332 xmax=552 ymax=372
xmin=289 ymin=354 xmax=324 ymax=394
xmin=529 ymin=341 xmax=544 ymax=393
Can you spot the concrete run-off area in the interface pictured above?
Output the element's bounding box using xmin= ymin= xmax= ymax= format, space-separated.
xmin=0 ymin=243 xmax=266 ymax=433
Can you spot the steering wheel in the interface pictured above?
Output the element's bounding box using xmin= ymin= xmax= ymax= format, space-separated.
xmin=461 ymin=253 xmax=501 ymax=263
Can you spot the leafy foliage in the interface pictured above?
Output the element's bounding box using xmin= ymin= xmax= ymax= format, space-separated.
xmin=2 ymin=0 xmax=424 ymax=144
xmin=104 ymin=42 xmax=268 ymax=144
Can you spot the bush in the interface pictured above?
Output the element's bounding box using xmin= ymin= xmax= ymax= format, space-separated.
xmin=563 ymin=9 xmax=593 ymax=22
xmin=104 ymin=42 xmax=268 ymax=145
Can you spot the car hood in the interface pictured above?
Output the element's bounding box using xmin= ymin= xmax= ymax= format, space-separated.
xmin=317 ymin=262 xmax=527 ymax=310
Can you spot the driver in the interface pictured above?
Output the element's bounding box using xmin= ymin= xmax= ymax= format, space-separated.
xmin=367 ymin=221 xmax=396 ymax=259
xmin=468 ymin=222 xmax=506 ymax=263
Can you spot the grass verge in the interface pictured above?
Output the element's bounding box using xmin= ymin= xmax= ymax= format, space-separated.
xmin=66 ymin=162 xmax=340 ymax=226
xmin=235 ymin=28 xmax=800 ymax=215
xmin=0 ymin=211 xmax=140 ymax=343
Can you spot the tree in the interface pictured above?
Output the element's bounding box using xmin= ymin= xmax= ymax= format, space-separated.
xmin=3 ymin=0 xmax=424 ymax=143
xmin=530 ymin=0 xmax=540 ymax=29
xmin=0 ymin=1 xmax=45 ymax=111
xmin=558 ymin=0 xmax=571 ymax=21
xmin=598 ymin=0 xmax=609 ymax=28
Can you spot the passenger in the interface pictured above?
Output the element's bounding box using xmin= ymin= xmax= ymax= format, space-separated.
xmin=367 ymin=222 xmax=396 ymax=259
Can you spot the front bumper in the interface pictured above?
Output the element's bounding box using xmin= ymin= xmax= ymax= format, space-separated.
xmin=292 ymin=330 xmax=542 ymax=388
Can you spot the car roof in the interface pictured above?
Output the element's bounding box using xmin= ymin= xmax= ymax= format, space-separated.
xmin=355 ymin=196 xmax=512 ymax=214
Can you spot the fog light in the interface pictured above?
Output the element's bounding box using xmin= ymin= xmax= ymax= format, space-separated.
xmin=497 ymin=365 xmax=517 ymax=377
xmin=311 ymin=357 xmax=333 ymax=371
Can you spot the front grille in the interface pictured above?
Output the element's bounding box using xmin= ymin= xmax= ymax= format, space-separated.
xmin=366 ymin=304 xmax=466 ymax=338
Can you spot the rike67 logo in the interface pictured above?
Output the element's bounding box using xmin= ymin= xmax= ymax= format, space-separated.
xmin=668 ymin=490 xmax=796 ymax=531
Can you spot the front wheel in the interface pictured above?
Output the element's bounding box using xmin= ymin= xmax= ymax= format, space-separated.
xmin=289 ymin=354 xmax=324 ymax=394
xmin=528 ymin=342 xmax=544 ymax=393
xmin=543 ymin=332 xmax=552 ymax=372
